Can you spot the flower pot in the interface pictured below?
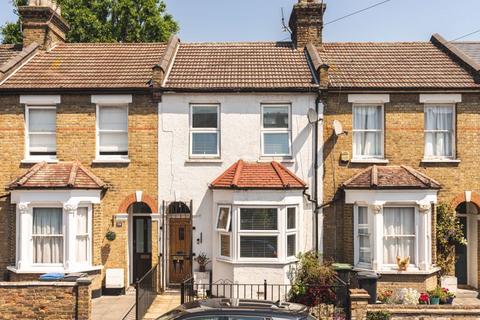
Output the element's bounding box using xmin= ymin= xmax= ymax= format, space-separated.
xmin=446 ymin=297 xmax=454 ymax=305
xmin=199 ymin=265 xmax=206 ymax=272
xmin=430 ymin=297 xmax=440 ymax=305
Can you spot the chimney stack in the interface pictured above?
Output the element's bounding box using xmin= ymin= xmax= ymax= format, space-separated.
xmin=19 ymin=0 xmax=69 ymax=49
xmin=289 ymin=0 xmax=326 ymax=49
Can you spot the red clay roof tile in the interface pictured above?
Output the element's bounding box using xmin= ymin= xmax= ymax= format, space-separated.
xmin=8 ymin=161 xmax=106 ymax=189
xmin=210 ymin=160 xmax=306 ymax=190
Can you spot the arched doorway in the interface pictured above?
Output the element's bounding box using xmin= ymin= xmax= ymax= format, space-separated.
xmin=128 ymin=201 xmax=153 ymax=283
xmin=455 ymin=202 xmax=479 ymax=287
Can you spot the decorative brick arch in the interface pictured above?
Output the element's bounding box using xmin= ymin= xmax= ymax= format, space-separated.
xmin=118 ymin=192 xmax=158 ymax=213
xmin=451 ymin=191 xmax=480 ymax=210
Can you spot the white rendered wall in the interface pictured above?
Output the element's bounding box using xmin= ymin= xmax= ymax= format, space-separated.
xmin=158 ymin=93 xmax=321 ymax=282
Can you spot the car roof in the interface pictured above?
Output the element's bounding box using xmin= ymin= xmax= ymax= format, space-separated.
xmin=158 ymin=299 xmax=310 ymax=320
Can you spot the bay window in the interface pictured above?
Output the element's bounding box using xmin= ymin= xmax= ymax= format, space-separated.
xmin=424 ymin=105 xmax=455 ymax=159
xmin=261 ymin=105 xmax=291 ymax=156
xmin=355 ymin=206 xmax=371 ymax=266
xmin=75 ymin=207 xmax=90 ymax=264
xmin=286 ymin=207 xmax=297 ymax=258
xmin=97 ymin=105 xmax=128 ymax=158
xmin=383 ymin=207 xmax=416 ymax=265
xmin=352 ymin=105 xmax=383 ymax=159
xmin=32 ymin=208 xmax=63 ymax=264
xmin=26 ymin=106 xmax=57 ymax=160
xmin=190 ymin=105 xmax=219 ymax=157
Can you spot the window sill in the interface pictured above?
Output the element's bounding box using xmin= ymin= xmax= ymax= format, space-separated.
xmin=353 ymin=266 xmax=440 ymax=275
xmin=216 ymin=258 xmax=297 ymax=265
xmin=258 ymin=157 xmax=294 ymax=164
xmin=350 ymin=158 xmax=389 ymax=164
xmin=421 ymin=159 xmax=461 ymax=164
xmin=185 ymin=158 xmax=223 ymax=164
xmin=7 ymin=265 xmax=103 ymax=274
xmin=92 ymin=158 xmax=130 ymax=164
xmin=21 ymin=158 xmax=59 ymax=164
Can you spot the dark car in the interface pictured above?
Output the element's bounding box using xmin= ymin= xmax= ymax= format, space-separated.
xmin=157 ymin=298 xmax=316 ymax=320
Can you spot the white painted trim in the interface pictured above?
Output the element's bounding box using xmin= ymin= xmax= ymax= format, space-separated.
xmin=135 ymin=191 xmax=143 ymax=202
xmin=91 ymin=94 xmax=132 ymax=104
xmin=345 ymin=189 xmax=438 ymax=205
xmin=20 ymin=95 xmax=61 ymax=105
xmin=352 ymin=104 xmax=385 ymax=160
xmin=261 ymin=104 xmax=292 ymax=157
xmin=189 ymin=104 xmax=221 ymax=158
xmin=95 ymin=104 xmax=130 ymax=161
xmin=420 ymin=94 xmax=462 ymax=104
xmin=348 ymin=94 xmax=390 ymax=104
xmin=24 ymin=105 xmax=58 ymax=161
xmin=423 ymin=104 xmax=456 ymax=160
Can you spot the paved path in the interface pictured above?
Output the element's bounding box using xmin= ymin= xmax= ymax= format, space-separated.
xmin=453 ymin=288 xmax=480 ymax=306
xmin=143 ymin=291 xmax=181 ymax=320
xmin=92 ymin=293 xmax=136 ymax=320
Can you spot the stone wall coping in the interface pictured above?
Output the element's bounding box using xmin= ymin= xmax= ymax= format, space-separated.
xmin=0 ymin=281 xmax=78 ymax=287
xmin=349 ymin=288 xmax=370 ymax=299
xmin=368 ymin=304 xmax=480 ymax=312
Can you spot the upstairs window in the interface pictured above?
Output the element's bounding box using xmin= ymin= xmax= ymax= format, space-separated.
xmin=190 ymin=105 xmax=219 ymax=157
xmin=352 ymin=105 xmax=383 ymax=159
xmin=26 ymin=107 xmax=57 ymax=159
xmin=261 ymin=105 xmax=291 ymax=156
xmin=97 ymin=105 xmax=128 ymax=158
xmin=424 ymin=105 xmax=454 ymax=159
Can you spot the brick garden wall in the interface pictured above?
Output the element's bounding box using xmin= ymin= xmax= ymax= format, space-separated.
xmin=322 ymin=92 xmax=480 ymax=285
xmin=0 ymin=93 xmax=158 ymax=289
xmin=0 ymin=278 xmax=92 ymax=320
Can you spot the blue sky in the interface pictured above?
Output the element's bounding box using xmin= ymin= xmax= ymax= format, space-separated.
xmin=1 ymin=0 xmax=480 ymax=42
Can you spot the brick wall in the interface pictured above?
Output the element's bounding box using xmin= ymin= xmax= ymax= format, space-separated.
xmin=0 ymin=278 xmax=92 ymax=320
xmin=0 ymin=93 xmax=158 ymax=289
xmin=322 ymin=92 xmax=480 ymax=282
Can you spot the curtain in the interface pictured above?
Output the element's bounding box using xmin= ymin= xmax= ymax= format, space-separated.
xmin=424 ymin=106 xmax=453 ymax=157
xmin=383 ymin=207 xmax=415 ymax=264
xmin=353 ymin=106 xmax=382 ymax=157
xmin=99 ymin=106 xmax=128 ymax=153
xmin=33 ymin=208 xmax=63 ymax=264
xmin=240 ymin=208 xmax=278 ymax=230
xmin=29 ymin=108 xmax=56 ymax=153
xmin=76 ymin=208 xmax=88 ymax=263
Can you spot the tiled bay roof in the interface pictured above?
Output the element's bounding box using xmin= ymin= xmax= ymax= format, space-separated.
xmin=8 ymin=161 xmax=106 ymax=189
xmin=210 ymin=160 xmax=306 ymax=190
xmin=164 ymin=42 xmax=317 ymax=90
xmin=1 ymin=43 xmax=167 ymax=89
xmin=342 ymin=165 xmax=441 ymax=190
xmin=0 ymin=44 xmax=22 ymax=67
xmin=318 ymin=42 xmax=480 ymax=89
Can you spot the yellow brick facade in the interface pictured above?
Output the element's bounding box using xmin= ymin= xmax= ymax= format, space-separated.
xmin=322 ymin=92 xmax=480 ymax=288
xmin=0 ymin=93 xmax=158 ymax=291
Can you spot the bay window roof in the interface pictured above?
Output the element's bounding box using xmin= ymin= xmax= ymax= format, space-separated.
xmin=210 ymin=160 xmax=306 ymax=190
xmin=8 ymin=161 xmax=106 ymax=190
xmin=342 ymin=165 xmax=441 ymax=190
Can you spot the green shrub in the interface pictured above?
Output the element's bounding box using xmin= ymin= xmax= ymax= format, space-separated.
xmin=366 ymin=310 xmax=391 ymax=320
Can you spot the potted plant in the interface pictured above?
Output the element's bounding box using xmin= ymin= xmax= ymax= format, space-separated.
xmin=437 ymin=203 xmax=467 ymax=292
xmin=195 ymin=252 xmax=210 ymax=272
xmin=378 ymin=289 xmax=393 ymax=304
xmin=441 ymin=288 xmax=455 ymax=305
xmin=428 ymin=286 xmax=443 ymax=305
xmin=419 ymin=293 xmax=429 ymax=305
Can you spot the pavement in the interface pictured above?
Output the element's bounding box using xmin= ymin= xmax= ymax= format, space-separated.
xmin=92 ymin=291 xmax=136 ymax=320
xmin=453 ymin=288 xmax=480 ymax=306
xmin=143 ymin=290 xmax=181 ymax=320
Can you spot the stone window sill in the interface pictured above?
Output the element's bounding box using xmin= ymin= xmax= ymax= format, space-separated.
xmin=7 ymin=265 xmax=103 ymax=274
xmin=21 ymin=158 xmax=59 ymax=164
xmin=185 ymin=159 xmax=223 ymax=164
xmin=350 ymin=158 xmax=389 ymax=164
xmin=92 ymin=158 xmax=130 ymax=164
xmin=421 ymin=159 xmax=461 ymax=164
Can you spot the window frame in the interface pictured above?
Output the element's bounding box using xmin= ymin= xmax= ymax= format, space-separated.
xmin=351 ymin=104 xmax=385 ymax=160
xmin=216 ymin=205 xmax=232 ymax=232
xmin=219 ymin=232 xmax=231 ymax=259
xmin=75 ymin=206 xmax=92 ymax=266
xmin=261 ymin=104 xmax=292 ymax=157
xmin=31 ymin=205 xmax=65 ymax=267
xmin=353 ymin=205 xmax=372 ymax=269
xmin=189 ymin=104 xmax=220 ymax=158
xmin=423 ymin=104 xmax=456 ymax=160
xmin=95 ymin=104 xmax=129 ymax=161
xmin=286 ymin=207 xmax=297 ymax=259
xmin=25 ymin=105 xmax=57 ymax=161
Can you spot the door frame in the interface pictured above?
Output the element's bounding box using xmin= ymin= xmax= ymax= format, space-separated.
xmin=127 ymin=213 xmax=160 ymax=285
xmin=456 ymin=213 xmax=479 ymax=288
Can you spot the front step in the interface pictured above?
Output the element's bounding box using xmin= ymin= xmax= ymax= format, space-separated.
xmin=456 ymin=288 xmax=479 ymax=299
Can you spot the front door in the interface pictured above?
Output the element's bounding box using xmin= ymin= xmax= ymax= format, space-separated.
xmin=455 ymin=216 xmax=468 ymax=285
xmin=133 ymin=216 xmax=152 ymax=282
xmin=169 ymin=218 xmax=192 ymax=284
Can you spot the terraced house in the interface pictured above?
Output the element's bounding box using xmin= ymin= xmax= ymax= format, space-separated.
xmin=2 ymin=0 xmax=480 ymax=306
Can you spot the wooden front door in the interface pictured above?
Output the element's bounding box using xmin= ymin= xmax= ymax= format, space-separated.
xmin=169 ymin=218 xmax=192 ymax=284
xmin=133 ymin=216 xmax=152 ymax=282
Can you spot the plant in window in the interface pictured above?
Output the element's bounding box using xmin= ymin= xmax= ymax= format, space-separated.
xmin=288 ymin=251 xmax=337 ymax=307
xmin=436 ymin=203 xmax=467 ymax=277
xmin=195 ymin=252 xmax=210 ymax=272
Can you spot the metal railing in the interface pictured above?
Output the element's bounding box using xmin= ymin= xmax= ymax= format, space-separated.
xmin=180 ymin=276 xmax=350 ymax=319
xmin=136 ymin=264 xmax=159 ymax=320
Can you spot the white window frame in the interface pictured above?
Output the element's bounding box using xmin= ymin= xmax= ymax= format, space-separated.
xmin=219 ymin=232 xmax=232 ymax=259
xmin=31 ymin=205 xmax=64 ymax=267
xmin=95 ymin=104 xmax=129 ymax=161
xmin=261 ymin=104 xmax=292 ymax=157
xmin=382 ymin=205 xmax=418 ymax=269
xmin=189 ymin=104 xmax=220 ymax=158
xmin=75 ymin=206 xmax=92 ymax=266
xmin=286 ymin=207 xmax=298 ymax=259
xmin=353 ymin=205 xmax=372 ymax=269
xmin=25 ymin=106 xmax=57 ymax=162
xmin=352 ymin=104 xmax=384 ymax=160
xmin=216 ymin=205 xmax=232 ymax=232
xmin=423 ymin=104 xmax=456 ymax=160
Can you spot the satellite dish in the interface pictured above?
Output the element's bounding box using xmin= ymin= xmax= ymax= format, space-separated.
xmin=333 ymin=120 xmax=344 ymax=136
xmin=307 ymin=108 xmax=319 ymax=124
